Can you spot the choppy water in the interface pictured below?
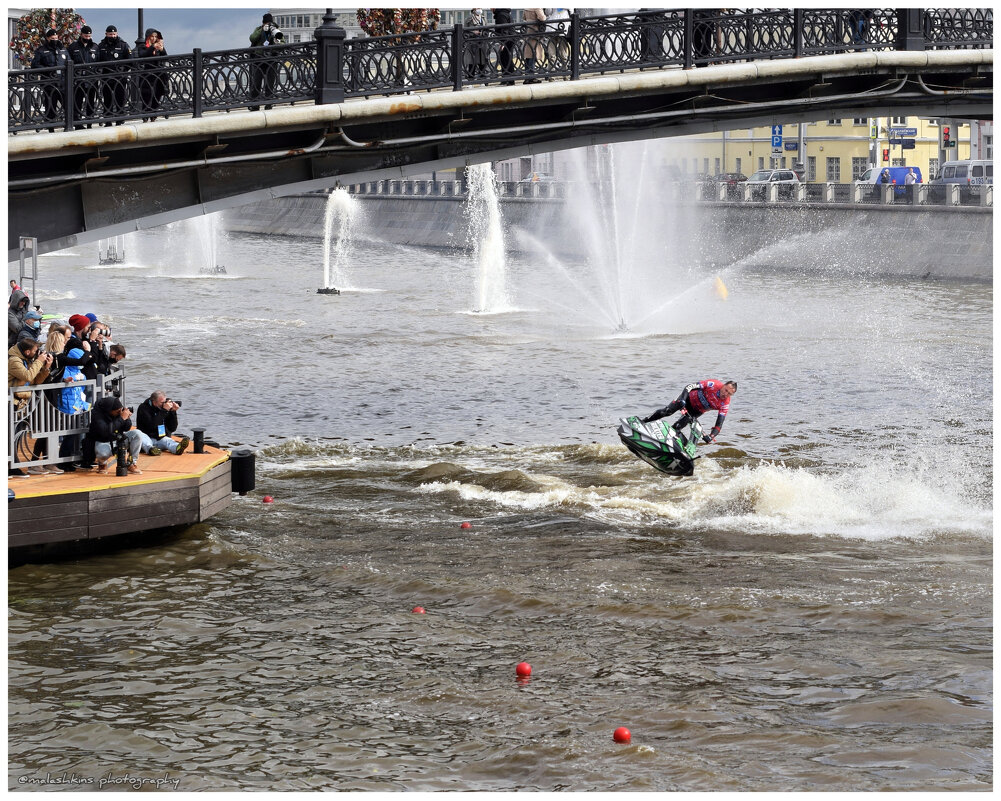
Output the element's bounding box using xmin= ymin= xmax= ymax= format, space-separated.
xmin=8 ymin=213 xmax=993 ymax=791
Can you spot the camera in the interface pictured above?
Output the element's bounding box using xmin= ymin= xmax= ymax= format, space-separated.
xmin=127 ymin=406 xmax=135 ymax=413
xmin=166 ymin=399 xmax=182 ymax=408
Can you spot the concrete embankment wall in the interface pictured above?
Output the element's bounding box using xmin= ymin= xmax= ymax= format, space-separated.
xmin=223 ymin=195 xmax=992 ymax=281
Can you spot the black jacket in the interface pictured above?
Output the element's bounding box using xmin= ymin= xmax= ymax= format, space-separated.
xmin=96 ymin=36 xmax=132 ymax=68
xmin=82 ymin=339 xmax=111 ymax=380
xmin=31 ymin=41 xmax=70 ymax=69
xmin=135 ymin=398 xmax=178 ymax=440
xmin=137 ymin=28 xmax=168 ymax=60
xmin=68 ymin=38 xmax=99 ymax=65
xmin=88 ymin=397 xmax=131 ymax=442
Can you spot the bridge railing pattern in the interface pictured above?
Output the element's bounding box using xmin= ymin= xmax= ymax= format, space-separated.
xmin=8 ymin=8 xmax=993 ymax=133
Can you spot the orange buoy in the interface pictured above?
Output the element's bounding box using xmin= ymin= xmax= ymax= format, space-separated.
xmin=262 ymin=495 xmax=274 ymax=504
xmin=516 ymin=662 xmax=532 ymax=678
xmin=460 ymin=521 xmax=472 ymax=529
xmin=412 ymin=606 xmax=426 ymax=614
xmin=613 ymin=727 xmax=631 ymax=744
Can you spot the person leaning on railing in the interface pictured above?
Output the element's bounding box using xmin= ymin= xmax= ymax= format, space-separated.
xmin=7 ymin=337 xmax=52 ymax=477
xmin=15 ymin=309 xmax=45 ymax=347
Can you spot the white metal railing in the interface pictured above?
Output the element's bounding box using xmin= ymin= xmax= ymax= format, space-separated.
xmin=345 ymin=178 xmax=992 ymax=207
xmin=8 ymin=370 xmax=127 ymax=471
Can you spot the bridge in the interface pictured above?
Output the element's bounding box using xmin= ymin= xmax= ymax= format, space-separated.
xmin=7 ymin=8 xmax=993 ymax=259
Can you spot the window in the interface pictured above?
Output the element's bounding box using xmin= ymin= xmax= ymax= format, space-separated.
xmin=780 ymin=157 xmax=787 ymax=168
xmin=714 ymin=158 xmax=721 ymax=175
xmin=691 ymin=158 xmax=697 ymax=174
xmin=807 ymin=156 xmax=816 ymax=181
xmin=828 ymin=118 xmax=841 ymax=126
xmin=758 ymin=156 xmax=764 ymax=170
xmin=972 ymin=165 xmax=983 ymax=177
xmin=891 ymin=116 xmax=907 ymax=125
xmin=986 ymin=164 xmax=994 ymax=178
xmin=293 ymin=34 xmax=301 ymax=42
xmin=852 ymin=157 xmax=868 ymax=179
xmin=703 ymin=158 xmax=710 ymax=174
xmin=985 ymin=135 xmax=993 ymax=159
xmin=769 ymin=156 xmax=779 ymax=169
xmin=735 ymin=157 xmax=741 ymax=174
xmin=928 ymin=157 xmax=939 ymax=179
xmin=826 ymin=157 xmax=840 ymax=181
xmin=853 ymin=118 xmax=867 ymax=125
xmin=943 ymin=166 xmax=956 ymax=179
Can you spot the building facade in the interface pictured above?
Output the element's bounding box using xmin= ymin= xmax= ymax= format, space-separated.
xmin=665 ymin=117 xmax=975 ymax=181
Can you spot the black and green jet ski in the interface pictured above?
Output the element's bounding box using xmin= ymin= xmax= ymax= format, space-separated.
xmin=616 ymin=415 xmax=705 ymax=477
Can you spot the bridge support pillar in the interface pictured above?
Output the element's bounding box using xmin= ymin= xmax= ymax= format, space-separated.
xmin=895 ymin=9 xmax=925 ymax=52
xmin=947 ymin=184 xmax=960 ymax=206
xmin=881 ymin=184 xmax=894 ymax=205
xmin=315 ymin=9 xmax=346 ymax=105
xmin=914 ymin=184 xmax=927 ymax=206
xmin=767 ymin=184 xmax=778 ymax=203
xmin=795 ymin=183 xmax=806 ymax=203
xmin=824 ymin=183 xmax=835 ymax=203
xmin=980 ymin=185 xmax=992 ymax=207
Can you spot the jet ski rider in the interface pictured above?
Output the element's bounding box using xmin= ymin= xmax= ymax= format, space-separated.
xmin=642 ymin=379 xmax=737 ymax=444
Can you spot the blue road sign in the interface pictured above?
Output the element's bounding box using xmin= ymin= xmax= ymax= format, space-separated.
xmin=771 ymin=135 xmax=782 ymax=148
xmin=771 ymin=125 xmax=782 ymax=136
xmin=784 ymin=141 xmax=798 ymax=150
xmin=890 ymin=127 xmax=918 ymax=137
xmin=902 ymin=139 xmax=916 ymax=150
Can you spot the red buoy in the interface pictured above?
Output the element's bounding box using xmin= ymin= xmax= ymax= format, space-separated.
xmin=262 ymin=495 xmax=274 ymax=504
xmin=613 ymin=727 xmax=631 ymax=744
xmin=516 ymin=661 xmax=532 ymax=677
xmin=412 ymin=606 xmax=426 ymax=614
xmin=460 ymin=521 xmax=472 ymax=529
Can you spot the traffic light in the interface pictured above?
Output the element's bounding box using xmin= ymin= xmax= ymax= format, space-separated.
xmin=882 ymin=148 xmax=890 ymax=163
xmin=942 ymin=126 xmax=953 ymax=148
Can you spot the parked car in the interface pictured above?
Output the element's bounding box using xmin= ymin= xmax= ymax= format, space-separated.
xmin=744 ymin=169 xmax=800 ymax=197
xmin=714 ymin=172 xmax=748 ymax=186
xmin=930 ymin=159 xmax=992 ymax=190
xmin=519 ymin=172 xmax=557 ymax=183
xmin=745 ymin=169 xmax=800 ymax=185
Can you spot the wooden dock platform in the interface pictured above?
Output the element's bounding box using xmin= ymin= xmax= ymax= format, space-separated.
xmin=8 ymin=444 xmax=234 ymax=555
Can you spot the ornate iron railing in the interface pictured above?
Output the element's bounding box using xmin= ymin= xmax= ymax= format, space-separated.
xmin=8 ymin=8 xmax=993 ymax=134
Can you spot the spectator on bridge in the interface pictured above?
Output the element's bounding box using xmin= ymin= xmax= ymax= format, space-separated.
xmin=543 ymin=8 xmax=570 ymax=72
xmin=8 ymin=289 xmax=32 ymax=347
xmin=136 ymin=391 xmax=190 ymax=455
xmin=492 ymin=9 xmax=516 ymax=83
xmin=9 ymin=279 xmax=20 ymax=296
xmin=97 ymin=25 xmax=133 ymax=126
xmin=16 ymin=310 xmax=45 ymax=346
xmin=691 ymin=9 xmax=724 ymax=64
xmin=463 ymin=9 xmax=490 ymax=82
xmin=68 ymin=25 xmax=100 ymax=129
xmin=88 ymin=396 xmax=143 ymax=475
xmin=636 ymin=9 xmax=668 ymax=65
xmin=847 ymin=10 xmax=874 ymax=47
xmin=248 ymin=13 xmax=284 ymax=111
xmin=30 ymin=28 xmax=70 ymax=133
xmin=138 ymin=28 xmax=168 ymax=122
xmin=522 ymin=8 xmax=546 ymax=84
xmin=905 ymin=167 xmax=918 ymax=201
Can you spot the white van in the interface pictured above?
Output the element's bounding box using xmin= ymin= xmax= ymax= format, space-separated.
xmin=932 ymin=159 xmax=993 ymax=187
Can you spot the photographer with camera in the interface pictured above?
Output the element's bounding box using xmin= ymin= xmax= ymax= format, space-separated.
xmin=135 ymin=390 xmax=190 ymax=456
xmin=248 ymin=12 xmax=284 ymax=111
xmin=88 ymin=396 xmax=143 ymax=475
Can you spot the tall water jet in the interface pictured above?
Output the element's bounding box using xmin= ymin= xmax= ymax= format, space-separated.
xmin=466 ymin=163 xmax=512 ymax=313
xmin=320 ymin=188 xmax=358 ymax=293
xmin=179 ymin=214 xmax=225 ymax=274
xmin=515 ymin=141 xmax=714 ymax=334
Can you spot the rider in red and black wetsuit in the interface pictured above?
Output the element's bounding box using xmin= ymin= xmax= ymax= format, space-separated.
xmin=642 ymin=379 xmax=737 ymax=443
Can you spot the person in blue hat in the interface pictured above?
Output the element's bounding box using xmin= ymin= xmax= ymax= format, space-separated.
xmin=16 ymin=310 xmax=45 ymax=346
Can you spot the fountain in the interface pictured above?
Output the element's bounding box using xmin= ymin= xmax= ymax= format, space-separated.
xmin=98 ymin=235 xmax=126 ymax=265
xmin=465 ymin=163 xmax=513 ymax=313
xmin=318 ymin=188 xmax=359 ymax=294
xmin=505 ymin=141 xmax=723 ymax=334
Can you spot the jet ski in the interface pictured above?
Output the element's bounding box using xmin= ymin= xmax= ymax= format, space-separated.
xmin=616 ymin=415 xmax=706 ymax=477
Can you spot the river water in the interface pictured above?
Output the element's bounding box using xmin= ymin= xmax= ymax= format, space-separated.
xmin=7 ymin=207 xmax=993 ymax=791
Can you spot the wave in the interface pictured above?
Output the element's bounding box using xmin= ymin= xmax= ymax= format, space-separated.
xmin=255 ymin=439 xmax=991 ymax=542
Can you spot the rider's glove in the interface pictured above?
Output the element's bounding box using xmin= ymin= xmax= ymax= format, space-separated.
xmin=702 ymin=435 xmax=713 ymax=444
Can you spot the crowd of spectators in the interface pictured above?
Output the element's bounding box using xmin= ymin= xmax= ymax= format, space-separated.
xmin=7 ymin=283 xmax=189 ymax=480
